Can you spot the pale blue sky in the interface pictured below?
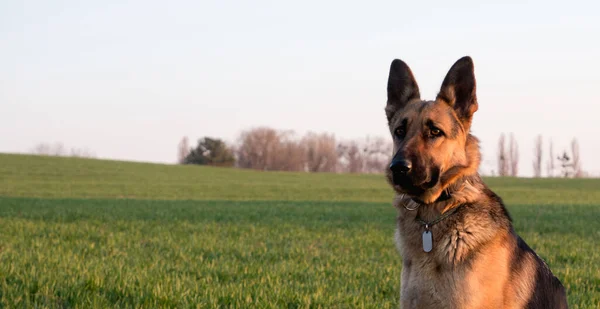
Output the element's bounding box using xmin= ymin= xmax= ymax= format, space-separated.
xmin=1 ymin=0 xmax=599 ymax=176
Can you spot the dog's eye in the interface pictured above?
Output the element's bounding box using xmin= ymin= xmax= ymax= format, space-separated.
xmin=430 ymin=128 xmax=442 ymax=137
xmin=395 ymin=127 xmax=406 ymax=138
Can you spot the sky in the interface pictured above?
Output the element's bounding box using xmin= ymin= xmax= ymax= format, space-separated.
xmin=1 ymin=0 xmax=599 ymax=176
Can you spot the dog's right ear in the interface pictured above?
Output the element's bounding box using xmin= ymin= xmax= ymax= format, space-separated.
xmin=386 ymin=59 xmax=420 ymax=122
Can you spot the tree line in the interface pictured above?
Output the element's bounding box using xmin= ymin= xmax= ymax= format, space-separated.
xmin=30 ymin=142 xmax=96 ymax=158
xmin=27 ymin=131 xmax=587 ymax=178
xmin=496 ymin=133 xmax=585 ymax=178
xmin=180 ymin=128 xmax=588 ymax=178
xmin=177 ymin=127 xmax=391 ymax=174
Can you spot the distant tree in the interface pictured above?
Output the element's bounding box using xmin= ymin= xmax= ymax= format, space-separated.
xmin=53 ymin=143 xmax=65 ymax=156
xmin=363 ymin=136 xmax=392 ymax=174
xmin=335 ymin=136 xmax=391 ymax=174
xmin=31 ymin=142 xmax=66 ymax=156
xmin=32 ymin=143 xmax=52 ymax=156
xmin=302 ymin=132 xmax=337 ymax=172
xmin=557 ymin=151 xmax=571 ymax=178
xmin=184 ymin=137 xmax=235 ymax=167
xmin=177 ymin=136 xmax=190 ymax=164
xmin=497 ymin=134 xmax=509 ymax=176
xmin=70 ymin=147 xmax=96 ymax=158
xmin=337 ymin=141 xmax=364 ymax=173
xmin=31 ymin=142 xmax=95 ymax=158
xmin=532 ymin=135 xmax=543 ymax=178
xmin=571 ymin=138 xmax=583 ymax=178
xmin=272 ymin=133 xmax=306 ymax=172
xmin=236 ymin=127 xmax=305 ymax=171
xmin=546 ymin=138 xmax=555 ymax=177
xmin=236 ymin=127 xmax=281 ymax=170
xmin=508 ymin=133 xmax=519 ymax=177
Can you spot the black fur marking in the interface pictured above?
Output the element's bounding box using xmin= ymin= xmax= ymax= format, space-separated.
xmin=509 ymin=236 xmax=530 ymax=275
xmin=482 ymin=187 xmax=512 ymax=222
xmin=516 ymin=238 xmax=569 ymax=309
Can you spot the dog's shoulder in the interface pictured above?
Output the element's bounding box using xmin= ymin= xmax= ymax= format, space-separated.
xmin=473 ymin=188 xmax=569 ymax=308
xmin=512 ymin=236 xmax=569 ymax=308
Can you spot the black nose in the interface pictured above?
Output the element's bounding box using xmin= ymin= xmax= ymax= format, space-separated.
xmin=390 ymin=156 xmax=412 ymax=174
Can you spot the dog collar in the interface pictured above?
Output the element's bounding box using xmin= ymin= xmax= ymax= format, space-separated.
xmin=410 ymin=190 xmax=452 ymax=205
xmin=400 ymin=190 xmax=458 ymax=253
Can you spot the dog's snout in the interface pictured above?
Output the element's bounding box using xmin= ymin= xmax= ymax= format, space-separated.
xmin=390 ymin=160 xmax=411 ymax=174
xmin=390 ymin=154 xmax=412 ymax=174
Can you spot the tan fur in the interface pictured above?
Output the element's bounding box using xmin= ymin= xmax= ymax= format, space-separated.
xmin=503 ymin=248 xmax=538 ymax=308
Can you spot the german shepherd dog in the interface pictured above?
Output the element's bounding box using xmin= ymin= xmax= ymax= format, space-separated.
xmin=385 ymin=57 xmax=568 ymax=308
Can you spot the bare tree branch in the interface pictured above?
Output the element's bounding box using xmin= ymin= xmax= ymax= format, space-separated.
xmin=571 ymin=138 xmax=583 ymax=178
xmin=532 ymin=135 xmax=543 ymax=177
xmin=177 ymin=136 xmax=190 ymax=164
xmin=302 ymin=132 xmax=338 ymax=172
xmin=31 ymin=142 xmax=94 ymax=158
xmin=546 ymin=138 xmax=555 ymax=177
xmin=497 ymin=134 xmax=508 ymax=176
xmin=236 ymin=127 xmax=305 ymax=171
xmin=508 ymin=133 xmax=519 ymax=177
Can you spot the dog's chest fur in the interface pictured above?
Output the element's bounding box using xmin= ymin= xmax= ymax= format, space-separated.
xmin=394 ymin=195 xmax=516 ymax=309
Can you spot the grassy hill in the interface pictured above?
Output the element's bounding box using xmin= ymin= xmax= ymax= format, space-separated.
xmin=0 ymin=153 xmax=599 ymax=308
xmin=1 ymin=153 xmax=599 ymax=204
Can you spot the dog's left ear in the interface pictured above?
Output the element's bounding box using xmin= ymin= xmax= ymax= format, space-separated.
xmin=437 ymin=56 xmax=478 ymax=129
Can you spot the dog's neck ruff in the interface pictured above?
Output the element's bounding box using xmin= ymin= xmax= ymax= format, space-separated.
xmin=399 ymin=178 xmax=481 ymax=253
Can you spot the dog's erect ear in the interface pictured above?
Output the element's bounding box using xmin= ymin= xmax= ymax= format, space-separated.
xmin=437 ymin=56 xmax=478 ymax=129
xmin=386 ymin=59 xmax=420 ymax=122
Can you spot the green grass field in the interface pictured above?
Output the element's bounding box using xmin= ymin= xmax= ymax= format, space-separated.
xmin=0 ymin=153 xmax=599 ymax=308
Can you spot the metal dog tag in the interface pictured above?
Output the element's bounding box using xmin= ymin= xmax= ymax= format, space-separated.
xmin=422 ymin=230 xmax=433 ymax=253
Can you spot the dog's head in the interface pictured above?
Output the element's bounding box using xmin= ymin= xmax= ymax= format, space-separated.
xmin=385 ymin=56 xmax=481 ymax=204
